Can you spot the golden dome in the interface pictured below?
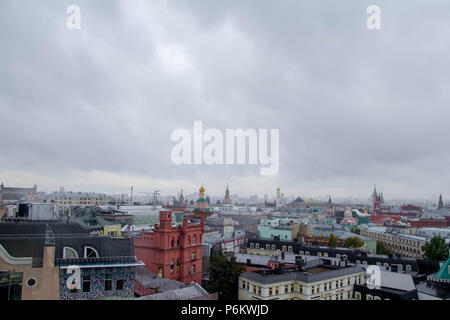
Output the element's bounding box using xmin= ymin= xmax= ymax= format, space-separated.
xmin=199 ymin=186 xmax=205 ymax=193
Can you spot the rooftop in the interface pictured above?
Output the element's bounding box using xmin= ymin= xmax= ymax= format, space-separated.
xmin=240 ymin=265 xmax=365 ymax=284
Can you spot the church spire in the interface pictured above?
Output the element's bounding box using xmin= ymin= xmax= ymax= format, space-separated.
xmin=224 ymin=183 xmax=232 ymax=205
xmin=438 ymin=194 xmax=444 ymax=210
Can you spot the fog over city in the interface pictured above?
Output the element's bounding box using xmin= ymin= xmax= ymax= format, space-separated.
xmin=1 ymin=0 xmax=449 ymax=200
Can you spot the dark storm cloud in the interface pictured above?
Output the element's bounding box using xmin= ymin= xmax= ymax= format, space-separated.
xmin=0 ymin=0 xmax=449 ymax=199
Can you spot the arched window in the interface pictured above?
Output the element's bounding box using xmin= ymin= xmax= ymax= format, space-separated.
xmin=63 ymin=247 xmax=78 ymax=259
xmin=193 ymin=235 xmax=197 ymax=245
xmin=84 ymin=246 xmax=99 ymax=258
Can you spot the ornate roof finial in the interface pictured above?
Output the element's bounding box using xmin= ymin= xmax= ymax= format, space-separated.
xmin=45 ymin=224 xmax=55 ymax=246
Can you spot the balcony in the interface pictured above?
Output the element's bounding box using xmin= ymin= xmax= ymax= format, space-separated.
xmin=55 ymin=256 xmax=138 ymax=266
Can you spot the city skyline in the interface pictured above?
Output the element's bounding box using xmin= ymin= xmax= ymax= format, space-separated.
xmin=1 ymin=1 xmax=450 ymax=200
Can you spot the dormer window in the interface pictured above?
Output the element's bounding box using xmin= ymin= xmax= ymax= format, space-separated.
xmin=63 ymin=247 xmax=78 ymax=259
xmin=84 ymin=246 xmax=99 ymax=258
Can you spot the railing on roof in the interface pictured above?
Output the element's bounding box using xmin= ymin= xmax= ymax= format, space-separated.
xmin=55 ymin=256 xmax=137 ymax=266
xmin=427 ymin=274 xmax=450 ymax=284
xmin=32 ymin=258 xmax=43 ymax=268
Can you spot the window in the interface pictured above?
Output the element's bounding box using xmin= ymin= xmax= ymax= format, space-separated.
xmin=82 ymin=276 xmax=91 ymax=292
xmin=406 ymin=265 xmax=412 ymax=271
xmin=324 ymin=253 xmax=328 ymax=257
xmin=63 ymin=247 xmax=79 ymax=259
xmin=282 ymin=246 xmax=287 ymax=251
xmin=266 ymin=244 xmax=271 ymax=250
xmin=288 ymin=246 xmax=293 ymax=252
xmin=104 ymin=274 xmax=113 ymax=291
xmin=116 ymin=279 xmax=124 ymax=291
xmin=271 ymin=245 xmax=276 ymax=250
xmin=250 ymin=243 xmax=255 ymax=248
xmin=177 ymin=239 xmax=180 ymax=247
xmin=255 ymin=243 xmax=260 ymax=249
xmin=26 ymin=277 xmax=37 ymax=289
xmin=269 ymin=288 xmax=273 ymax=296
xmin=84 ymin=246 xmax=99 ymax=258
xmin=191 ymin=264 xmax=196 ymax=274
xmin=177 ymin=258 xmax=180 ymax=273
xmin=170 ymin=259 xmax=174 ymax=273
xmin=317 ymin=252 xmax=322 ymax=257
xmin=171 ymin=239 xmax=174 ymax=248
xmin=192 ymin=251 xmax=196 ymax=260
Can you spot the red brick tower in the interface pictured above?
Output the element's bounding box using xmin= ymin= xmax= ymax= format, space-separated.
xmin=134 ymin=211 xmax=205 ymax=284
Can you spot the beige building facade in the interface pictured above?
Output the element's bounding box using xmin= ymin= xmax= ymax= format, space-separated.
xmin=239 ymin=267 xmax=365 ymax=300
xmin=0 ymin=244 xmax=60 ymax=300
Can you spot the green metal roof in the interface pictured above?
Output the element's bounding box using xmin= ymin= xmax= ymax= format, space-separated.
xmin=435 ymin=256 xmax=450 ymax=280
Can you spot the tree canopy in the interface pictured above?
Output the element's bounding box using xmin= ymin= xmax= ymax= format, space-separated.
xmin=328 ymin=234 xmax=338 ymax=248
xmin=344 ymin=237 xmax=364 ymax=248
xmin=206 ymin=252 xmax=246 ymax=300
xmin=376 ymin=240 xmax=392 ymax=255
xmin=424 ymin=236 xmax=449 ymax=261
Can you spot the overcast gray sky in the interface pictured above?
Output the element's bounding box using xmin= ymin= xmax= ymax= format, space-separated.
xmin=1 ymin=0 xmax=449 ymax=201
